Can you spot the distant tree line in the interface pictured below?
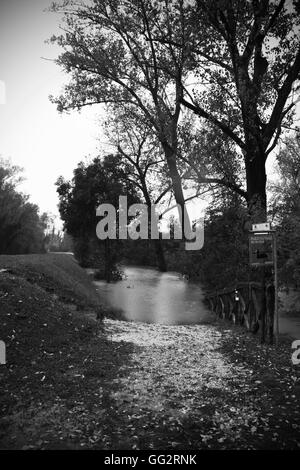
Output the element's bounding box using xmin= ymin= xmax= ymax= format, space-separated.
xmin=0 ymin=158 xmax=47 ymax=255
xmin=44 ymin=226 xmax=73 ymax=253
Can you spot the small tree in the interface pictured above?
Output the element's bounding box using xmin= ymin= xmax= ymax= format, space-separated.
xmin=56 ymin=154 xmax=140 ymax=280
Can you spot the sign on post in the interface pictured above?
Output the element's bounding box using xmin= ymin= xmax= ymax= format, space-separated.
xmin=252 ymin=222 xmax=271 ymax=232
xmin=248 ymin=223 xmax=279 ymax=346
xmin=249 ymin=232 xmax=274 ymax=266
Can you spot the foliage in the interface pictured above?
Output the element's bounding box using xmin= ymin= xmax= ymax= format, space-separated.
xmin=164 ymin=190 xmax=249 ymax=289
xmin=56 ymin=154 xmax=141 ymax=273
xmin=49 ymin=0 xmax=300 ymax=221
xmin=179 ymin=0 xmax=300 ymax=219
xmin=49 ymin=0 xmax=198 ymax=229
xmin=45 ymin=228 xmax=73 ymax=253
xmin=269 ymin=135 xmax=300 ymax=289
xmin=104 ymin=105 xmax=171 ymax=207
xmin=0 ymin=158 xmax=47 ymax=254
xmin=49 ymin=1 xmax=300 ymax=329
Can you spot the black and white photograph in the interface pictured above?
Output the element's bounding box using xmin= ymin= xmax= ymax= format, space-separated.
xmin=0 ymin=0 xmax=300 ymax=456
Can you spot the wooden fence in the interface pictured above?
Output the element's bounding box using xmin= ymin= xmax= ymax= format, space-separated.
xmin=205 ymin=281 xmax=275 ymax=344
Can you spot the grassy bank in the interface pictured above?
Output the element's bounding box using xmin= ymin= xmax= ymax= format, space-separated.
xmin=0 ymin=253 xmax=128 ymax=449
xmin=0 ymin=253 xmax=101 ymax=310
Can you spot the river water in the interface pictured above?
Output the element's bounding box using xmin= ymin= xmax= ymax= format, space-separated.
xmin=94 ymin=266 xmax=212 ymax=325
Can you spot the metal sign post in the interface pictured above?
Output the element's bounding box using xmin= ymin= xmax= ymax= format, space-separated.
xmin=273 ymin=233 xmax=279 ymax=346
xmin=249 ymin=225 xmax=278 ymax=345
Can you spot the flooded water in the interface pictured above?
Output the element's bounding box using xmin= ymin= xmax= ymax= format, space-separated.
xmin=94 ymin=266 xmax=212 ymax=325
xmin=279 ymin=316 xmax=300 ymax=340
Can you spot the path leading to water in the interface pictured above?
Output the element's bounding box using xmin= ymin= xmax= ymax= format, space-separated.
xmin=103 ymin=319 xmax=257 ymax=448
xmin=2 ymin=313 xmax=300 ymax=450
xmin=94 ymin=318 xmax=300 ymax=450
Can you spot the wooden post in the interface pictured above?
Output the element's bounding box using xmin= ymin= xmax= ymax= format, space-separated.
xmin=261 ymin=263 xmax=266 ymax=344
xmin=274 ymin=232 xmax=279 ymax=347
xmin=104 ymin=238 xmax=111 ymax=283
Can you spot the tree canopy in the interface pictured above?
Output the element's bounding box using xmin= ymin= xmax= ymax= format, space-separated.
xmin=0 ymin=158 xmax=47 ymax=254
xmin=50 ymin=0 xmax=300 ymax=225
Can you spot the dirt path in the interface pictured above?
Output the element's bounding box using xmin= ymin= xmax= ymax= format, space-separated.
xmin=95 ymin=319 xmax=300 ymax=450
xmin=102 ymin=319 xmax=256 ymax=449
xmin=1 ymin=309 xmax=300 ymax=450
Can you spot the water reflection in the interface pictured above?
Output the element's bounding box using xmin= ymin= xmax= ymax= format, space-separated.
xmin=94 ymin=266 xmax=212 ymax=325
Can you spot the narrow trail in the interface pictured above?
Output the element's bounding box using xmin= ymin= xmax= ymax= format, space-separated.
xmin=100 ymin=318 xmax=297 ymax=449
xmin=2 ymin=305 xmax=299 ymax=449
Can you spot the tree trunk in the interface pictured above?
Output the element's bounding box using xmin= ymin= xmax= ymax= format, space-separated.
xmin=260 ymin=264 xmax=266 ymax=344
xmin=162 ymin=144 xmax=191 ymax=238
xmin=146 ymin=203 xmax=167 ymax=272
xmin=245 ymin=144 xmax=274 ymax=343
xmin=266 ymin=283 xmax=275 ymax=345
xmin=104 ymin=238 xmax=111 ymax=283
xmin=245 ymin=146 xmax=267 ymax=223
xmin=154 ymin=238 xmax=167 ymax=272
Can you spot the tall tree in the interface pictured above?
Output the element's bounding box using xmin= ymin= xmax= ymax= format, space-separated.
xmin=49 ymin=0 xmax=195 ymax=234
xmin=177 ymin=0 xmax=300 ymax=222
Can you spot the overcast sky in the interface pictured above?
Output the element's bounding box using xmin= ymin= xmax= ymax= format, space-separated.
xmin=0 ymin=0 xmax=107 ymax=223
xmin=0 ymin=0 xmax=297 ymax=229
xmin=0 ymin=0 xmax=207 ymax=227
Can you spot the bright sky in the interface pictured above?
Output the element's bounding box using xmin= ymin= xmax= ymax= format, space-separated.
xmin=0 ymin=0 xmax=297 ymax=230
xmin=0 ymin=0 xmax=206 ymax=228
xmin=0 ymin=0 xmax=107 ymax=224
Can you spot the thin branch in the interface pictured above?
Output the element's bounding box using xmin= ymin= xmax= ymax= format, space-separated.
xmin=265 ymin=102 xmax=295 ymax=157
xmin=181 ymin=98 xmax=245 ymax=150
xmin=264 ymin=47 xmax=300 ymax=145
xmin=178 ymin=153 xmax=247 ymax=200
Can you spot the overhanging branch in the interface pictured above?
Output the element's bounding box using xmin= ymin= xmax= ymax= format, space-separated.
xmin=181 ymin=98 xmax=245 ymax=150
